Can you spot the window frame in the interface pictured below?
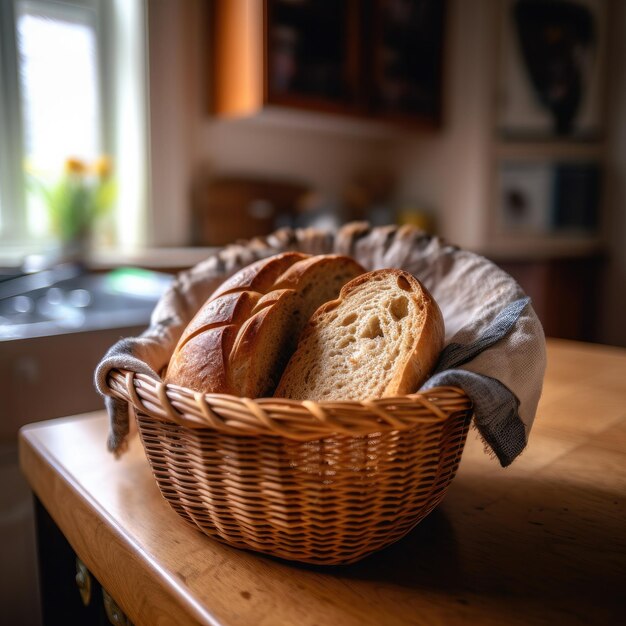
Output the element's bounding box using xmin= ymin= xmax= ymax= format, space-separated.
xmin=0 ymin=0 xmax=26 ymax=242
xmin=0 ymin=0 xmax=134 ymax=251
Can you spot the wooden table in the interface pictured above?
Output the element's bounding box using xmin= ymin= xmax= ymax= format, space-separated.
xmin=20 ymin=338 xmax=626 ymax=625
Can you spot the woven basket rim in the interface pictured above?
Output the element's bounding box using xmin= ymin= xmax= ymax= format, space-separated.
xmin=106 ymin=368 xmax=472 ymax=440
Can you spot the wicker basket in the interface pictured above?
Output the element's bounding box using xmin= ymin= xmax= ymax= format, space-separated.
xmin=106 ymin=370 xmax=472 ymax=565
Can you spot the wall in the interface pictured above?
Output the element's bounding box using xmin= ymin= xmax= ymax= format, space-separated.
xmin=147 ymin=0 xmax=401 ymax=247
xmin=147 ymin=0 xmax=197 ymax=246
xmin=194 ymin=117 xmax=400 ymax=208
xmin=147 ymin=0 xmax=496 ymax=250
xmin=394 ymin=0 xmax=496 ymax=249
xmin=146 ymin=0 xmax=626 ymax=346
xmin=145 ymin=0 xmax=516 ymax=252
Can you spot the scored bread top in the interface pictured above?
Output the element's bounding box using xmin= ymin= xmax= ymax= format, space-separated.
xmin=274 ymin=269 xmax=445 ymax=401
xmin=164 ymin=252 xmax=365 ymax=397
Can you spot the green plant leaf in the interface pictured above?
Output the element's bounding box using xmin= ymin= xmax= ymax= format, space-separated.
xmin=93 ymin=178 xmax=117 ymax=217
xmin=27 ymin=161 xmax=117 ymax=243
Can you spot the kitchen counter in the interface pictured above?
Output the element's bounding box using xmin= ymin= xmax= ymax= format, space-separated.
xmin=19 ymin=338 xmax=626 ymax=625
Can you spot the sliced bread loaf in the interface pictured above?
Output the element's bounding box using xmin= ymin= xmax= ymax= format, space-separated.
xmin=164 ymin=253 xmax=365 ymax=397
xmin=274 ymin=269 xmax=444 ymax=401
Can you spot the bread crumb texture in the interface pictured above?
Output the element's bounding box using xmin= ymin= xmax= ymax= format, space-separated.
xmin=275 ymin=270 xmax=444 ymax=401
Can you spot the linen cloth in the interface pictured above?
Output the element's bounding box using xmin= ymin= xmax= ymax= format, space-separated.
xmin=95 ymin=222 xmax=546 ymax=466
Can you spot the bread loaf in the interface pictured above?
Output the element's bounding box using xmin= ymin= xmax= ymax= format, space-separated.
xmin=274 ymin=269 xmax=444 ymax=401
xmin=164 ymin=252 xmax=365 ymax=397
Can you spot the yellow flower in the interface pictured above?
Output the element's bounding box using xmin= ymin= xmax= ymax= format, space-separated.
xmin=92 ymin=155 xmax=113 ymax=178
xmin=64 ymin=157 xmax=87 ymax=175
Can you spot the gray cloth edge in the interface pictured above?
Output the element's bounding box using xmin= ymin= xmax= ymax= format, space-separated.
xmin=422 ymin=370 xmax=525 ymax=467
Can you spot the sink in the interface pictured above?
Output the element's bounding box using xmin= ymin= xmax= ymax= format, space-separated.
xmin=0 ymin=267 xmax=172 ymax=340
xmin=0 ymin=266 xmax=173 ymax=438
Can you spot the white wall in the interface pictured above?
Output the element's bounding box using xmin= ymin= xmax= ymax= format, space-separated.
xmin=394 ymin=0 xmax=496 ymax=249
xmin=147 ymin=0 xmax=197 ymax=246
xmin=194 ymin=117 xmax=400 ymax=205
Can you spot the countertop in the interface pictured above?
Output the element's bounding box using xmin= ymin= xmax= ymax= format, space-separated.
xmin=1 ymin=236 xmax=604 ymax=273
xmin=19 ymin=338 xmax=626 ymax=625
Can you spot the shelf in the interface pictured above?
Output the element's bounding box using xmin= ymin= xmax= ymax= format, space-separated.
xmin=221 ymin=105 xmax=417 ymax=140
xmin=474 ymin=234 xmax=605 ymax=262
xmin=494 ymin=139 xmax=606 ymax=161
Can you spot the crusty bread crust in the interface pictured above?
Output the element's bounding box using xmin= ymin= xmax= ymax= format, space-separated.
xmin=165 ymin=252 xmax=365 ymax=397
xmin=274 ymin=269 xmax=445 ymax=400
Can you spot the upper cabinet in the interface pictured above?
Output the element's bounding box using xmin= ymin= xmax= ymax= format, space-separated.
xmin=211 ymin=0 xmax=446 ymax=127
xmin=266 ymin=0 xmax=359 ymax=114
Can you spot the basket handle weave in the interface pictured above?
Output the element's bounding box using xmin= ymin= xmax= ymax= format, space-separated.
xmin=106 ymin=369 xmax=472 ymax=440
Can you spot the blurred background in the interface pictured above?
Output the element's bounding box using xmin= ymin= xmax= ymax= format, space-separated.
xmin=0 ymin=0 xmax=625 ymax=623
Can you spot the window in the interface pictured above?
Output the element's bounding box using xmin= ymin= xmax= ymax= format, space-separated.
xmin=18 ymin=0 xmax=102 ymax=238
xmin=0 ymin=0 xmax=147 ymax=253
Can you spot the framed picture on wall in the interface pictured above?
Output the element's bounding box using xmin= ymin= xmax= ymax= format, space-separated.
xmin=497 ymin=162 xmax=554 ymax=233
xmin=497 ymin=160 xmax=602 ymax=234
xmin=497 ymin=0 xmax=608 ymax=139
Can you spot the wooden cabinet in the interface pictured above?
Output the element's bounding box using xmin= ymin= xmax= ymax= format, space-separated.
xmin=191 ymin=176 xmax=308 ymax=246
xmin=496 ymin=254 xmax=604 ymax=342
xmin=35 ymin=498 xmax=133 ymax=626
xmin=0 ymin=325 xmax=146 ymax=442
xmin=211 ymin=0 xmax=446 ymax=126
